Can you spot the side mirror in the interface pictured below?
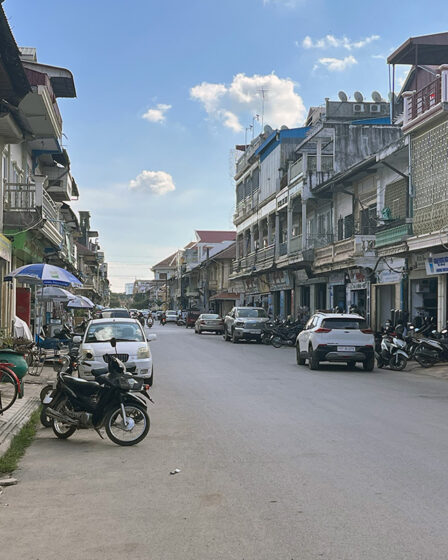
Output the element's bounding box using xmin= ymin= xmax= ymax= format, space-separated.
xmin=110 ymin=337 xmax=117 ymax=348
xmin=147 ymin=334 xmax=157 ymax=342
xmin=73 ymin=335 xmax=82 ymax=344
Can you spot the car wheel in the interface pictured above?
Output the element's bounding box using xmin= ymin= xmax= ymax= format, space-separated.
xmin=231 ymin=329 xmax=238 ymax=343
xmin=296 ymin=344 xmax=305 ymax=365
xmin=363 ymin=356 xmax=374 ymax=372
xmin=308 ymin=345 xmax=319 ymax=370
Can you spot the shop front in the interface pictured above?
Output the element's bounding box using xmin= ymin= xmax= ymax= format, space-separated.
xmin=346 ymin=268 xmax=371 ymax=325
xmin=328 ymin=272 xmax=346 ymax=311
xmin=0 ymin=233 xmax=13 ymax=333
xmin=269 ymin=270 xmax=293 ymax=319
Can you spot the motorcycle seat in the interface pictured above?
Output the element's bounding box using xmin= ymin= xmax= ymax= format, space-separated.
xmin=91 ymin=367 xmax=109 ymax=377
xmin=62 ymin=375 xmax=100 ymax=394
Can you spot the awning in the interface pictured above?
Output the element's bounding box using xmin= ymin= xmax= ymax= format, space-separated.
xmin=209 ymin=292 xmax=240 ymax=301
xmin=388 ymin=32 xmax=448 ymax=65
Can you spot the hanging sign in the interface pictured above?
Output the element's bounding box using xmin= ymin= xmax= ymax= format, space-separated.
xmin=426 ymin=252 xmax=448 ymax=275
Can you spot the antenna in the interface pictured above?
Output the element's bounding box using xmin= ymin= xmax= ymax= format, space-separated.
xmin=258 ymin=87 xmax=269 ymax=129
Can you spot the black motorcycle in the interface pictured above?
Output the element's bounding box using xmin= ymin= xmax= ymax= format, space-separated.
xmin=45 ymin=339 xmax=153 ymax=446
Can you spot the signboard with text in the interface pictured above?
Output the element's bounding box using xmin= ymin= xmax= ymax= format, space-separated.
xmin=426 ymin=253 xmax=448 ymax=275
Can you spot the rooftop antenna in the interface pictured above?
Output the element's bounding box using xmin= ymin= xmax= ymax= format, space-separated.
xmin=244 ymin=124 xmax=253 ymax=146
xmin=258 ymin=87 xmax=269 ymax=129
xmin=252 ymin=114 xmax=260 ymax=139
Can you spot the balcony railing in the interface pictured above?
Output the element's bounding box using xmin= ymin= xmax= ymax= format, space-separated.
xmin=306 ymin=234 xmax=334 ymax=249
xmin=314 ymin=235 xmax=376 ymax=267
xmin=3 ymin=180 xmax=63 ymax=246
xmin=289 ymin=235 xmax=302 ymax=253
xmin=376 ymin=222 xmax=412 ymax=248
xmin=406 ymin=77 xmax=441 ymax=122
xmin=279 ymin=241 xmax=288 ymax=256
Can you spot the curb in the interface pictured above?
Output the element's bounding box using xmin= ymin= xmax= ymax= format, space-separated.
xmin=0 ymin=396 xmax=40 ymax=458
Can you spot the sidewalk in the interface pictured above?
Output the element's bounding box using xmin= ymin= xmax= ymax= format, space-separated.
xmin=0 ymin=366 xmax=55 ymax=458
xmin=406 ymin=361 xmax=448 ymax=381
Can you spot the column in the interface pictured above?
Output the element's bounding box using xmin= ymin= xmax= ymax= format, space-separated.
xmin=309 ymin=284 xmax=316 ymax=314
xmin=274 ymin=212 xmax=280 ymax=257
xmin=301 ymin=200 xmax=307 ymax=246
xmin=438 ymin=274 xmax=447 ymax=331
xmin=250 ymin=225 xmax=255 ymax=253
xmin=402 ymin=91 xmax=414 ymax=125
xmin=243 ymin=230 xmax=248 ymax=257
xmin=258 ymin=220 xmax=263 ymax=249
xmin=235 ymin=234 xmax=240 ymax=260
xmin=440 ymin=64 xmax=448 ymax=103
xmin=267 ymin=215 xmax=273 ymax=245
xmin=287 ymin=203 xmax=293 ymax=254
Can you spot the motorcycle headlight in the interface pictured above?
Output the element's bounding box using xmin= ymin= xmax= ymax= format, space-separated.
xmin=137 ymin=346 xmax=150 ymax=359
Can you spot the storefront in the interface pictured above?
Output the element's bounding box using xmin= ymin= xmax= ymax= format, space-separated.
xmin=0 ymin=233 xmax=13 ymax=333
xmin=328 ymin=272 xmax=346 ymax=311
xmin=374 ymin=268 xmax=403 ymax=331
xmin=269 ymin=270 xmax=293 ymax=319
xmin=346 ymin=268 xmax=371 ymax=324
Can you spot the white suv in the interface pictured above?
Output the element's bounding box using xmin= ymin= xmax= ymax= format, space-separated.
xmin=296 ymin=313 xmax=375 ymax=371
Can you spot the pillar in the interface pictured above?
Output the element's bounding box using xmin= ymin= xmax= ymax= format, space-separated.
xmin=258 ymin=220 xmax=263 ymax=249
xmin=301 ymin=200 xmax=307 ymax=246
xmin=309 ymin=284 xmax=316 ymax=314
xmin=275 ymin=212 xmax=280 ymax=256
xmin=438 ymin=274 xmax=447 ymax=331
xmin=250 ymin=225 xmax=255 ymax=253
xmin=267 ymin=215 xmax=273 ymax=245
xmin=287 ymin=203 xmax=293 ymax=254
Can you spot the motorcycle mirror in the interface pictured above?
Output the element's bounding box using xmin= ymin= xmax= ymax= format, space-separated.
xmin=73 ymin=335 xmax=82 ymax=344
xmin=110 ymin=337 xmax=117 ymax=348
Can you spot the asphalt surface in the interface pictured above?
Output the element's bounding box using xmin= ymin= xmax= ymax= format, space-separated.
xmin=2 ymin=324 xmax=448 ymax=559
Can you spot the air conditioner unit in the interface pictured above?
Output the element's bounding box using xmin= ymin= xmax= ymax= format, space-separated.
xmin=353 ymin=103 xmax=365 ymax=113
xmin=370 ymin=104 xmax=381 ymax=113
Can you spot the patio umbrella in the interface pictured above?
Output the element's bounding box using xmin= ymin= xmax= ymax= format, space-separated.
xmin=5 ymin=263 xmax=82 ymax=287
xmin=66 ymin=296 xmax=94 ymax=309
xmin=36 ymin=287 xmax=76 ymax=301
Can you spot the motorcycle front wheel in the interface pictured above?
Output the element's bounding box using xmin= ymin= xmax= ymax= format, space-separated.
xmin=390 ymin=354 xmax=407 ymax=371
xmin=104 ymin=404 xmax=149 ymax=446
xmin=271 ymin=336 xmax=282 ymax=348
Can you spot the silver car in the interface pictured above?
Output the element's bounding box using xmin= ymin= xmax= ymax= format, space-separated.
xmin=194 ymin=313 xmax=224 ymax=334
xmin=223 ymin=307 xmax=269 ymax=343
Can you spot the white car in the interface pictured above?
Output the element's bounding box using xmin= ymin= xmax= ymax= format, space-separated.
xmin=296 ymin=312 xmax=375 ymax=371
xmin=165 ymin=310 xmax=178 ymax=323
xmin=77 ymin=318 xmax=156 ymax=384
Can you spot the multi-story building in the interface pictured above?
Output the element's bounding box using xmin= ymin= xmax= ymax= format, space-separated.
xmin=230 ymin=98 xmax=402 ymax=322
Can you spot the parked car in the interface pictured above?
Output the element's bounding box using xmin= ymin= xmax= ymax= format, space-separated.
xmin=165 ymin=310 xmax=178 ymax=323
xmin=194 ymin=314 xmax=224 ymax=334
xmin=223 ymin=307 xmax=270 ymax=343
xmin=296 ymin=312 xmax=375 ymax=371
xmin=186 ymin=310 xmax=201 ymax=328
xmin=77 ymin=318 xmax=156 ymax=384
xmin=100 ymin=308 xmax=131 ymax=319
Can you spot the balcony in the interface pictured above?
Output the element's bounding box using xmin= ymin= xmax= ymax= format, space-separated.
xmin=19 ymin=68 xmax=63 ymax=139
xmin=402 ymin=67 xmax=448 ymax=133
xmin=376 ymin=222 xmax=413 ymax=248
xmin=306 ymin=234 xmax=334 ymax=249
xmin=3 ymin=178 xmax=63 ymax=248
xmin=289 ymin=234 xmax=303 ymax=253
xmin=314 ymin=235 xmax=376 ymax=270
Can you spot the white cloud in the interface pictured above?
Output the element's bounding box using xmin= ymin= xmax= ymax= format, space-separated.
xmin=314 ymin=56 xmax=358 ymax=72
xmin=190 ymin=72 xmax=306 ymax=131
xmin=129 ymin=170 xmax=175 ymax=195
xmin=142 ymin=103 xmax=172 ymax=123
xmin=302 ymin=34 xmax=380 ymax=51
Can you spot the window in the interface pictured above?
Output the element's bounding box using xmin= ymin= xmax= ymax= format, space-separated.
xmin=321 ymin=318 xmax=367 ymax=329
xmin=344 ymin=214 xmax=354 ymax=238
xmin=360 ymin=205 xmax=377 ymax=235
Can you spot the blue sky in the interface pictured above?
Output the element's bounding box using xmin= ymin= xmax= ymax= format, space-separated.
xmin=5 ymin=0 xmax=442 ymax=290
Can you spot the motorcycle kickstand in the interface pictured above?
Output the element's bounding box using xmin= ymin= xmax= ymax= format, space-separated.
xmin=95 ymin=428 xmax=105 ymax=440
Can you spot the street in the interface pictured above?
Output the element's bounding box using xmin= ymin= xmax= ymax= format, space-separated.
xmin=3 ymin=324 xmax=448 ymax=559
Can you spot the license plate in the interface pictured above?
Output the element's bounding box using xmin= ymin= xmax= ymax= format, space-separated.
xmin=248 ymin=329 xmax=261 ymax=334
xmin=337 ymin=346 xmax=355 ymax=352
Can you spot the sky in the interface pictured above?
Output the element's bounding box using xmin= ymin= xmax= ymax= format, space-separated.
xmin=4 ymin=0 xmax=443 ymax=291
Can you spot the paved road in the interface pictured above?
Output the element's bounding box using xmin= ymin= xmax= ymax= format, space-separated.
xmin=3 ymin=324 xmax=448 ymax=559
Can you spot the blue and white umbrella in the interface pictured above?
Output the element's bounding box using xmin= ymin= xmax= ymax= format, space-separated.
xmin=36 ymin=286 xmax=76 ymax=301
xmin=5 ymin=263 xmax=82 ymax=287
xmin=66 ymin=295 xmax=94 ymax=309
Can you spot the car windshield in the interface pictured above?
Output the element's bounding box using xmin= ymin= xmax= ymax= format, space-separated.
xmin=321 ymin=318 xmax=366 ymax=329
xmin=237 ymin=309 xmax=267 ymax=318
xmin=85 ymin=322 xmax=144 ymax=342
xmin=202 ymin=314 xmax=220 ymax=319
xmin=101 ymin=310 xmax=130 ymax=318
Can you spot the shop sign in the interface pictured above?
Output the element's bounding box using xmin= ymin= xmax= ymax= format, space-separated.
xmin=258 ymin=274 xmax=270 ymax=294
xmin=294 ymin=269 xmax=308 ymax=284
xmin=377 ymin=269 xmax=402 ymax=284
xmin=244 ymin=276 xmax=259 ymax=294
xmin=426 ymin=252 xmax=448 ymax=275
xmin=269 ymin=270 xmax=292 ymax=291
xmin=328 ymin=272 xmax=345 ymax=285
xmin=0 ymin=233 xmax=12 ymax=262
xmin=348 ymin=268 xmax=366 ymax=283
xmin=349 ymin=281 xmax=367 ymax=290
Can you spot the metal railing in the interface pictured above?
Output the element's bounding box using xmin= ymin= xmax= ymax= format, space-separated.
xmin=306 ymin=234 xmax=334 ymax=249
xmin=407 ymin=77 xmax=441 ymax=121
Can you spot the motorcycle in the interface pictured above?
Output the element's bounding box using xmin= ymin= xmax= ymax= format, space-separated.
xmin=45 ymin=338 xmax=153 ymax=446
xmin=176 ymin=317 xmax=186 ymax=326
xmin=147 ymin=316 xmax=153 ymax=328
xmin=376 ymin=333 xmax=409 ymax=370
xmin=270 ymin=321 xmax=303 ymax=348
xmin=160 ymin=316 xmax=166 ymax=326
xmin=413 ymin=330 xmax=448 ymax=367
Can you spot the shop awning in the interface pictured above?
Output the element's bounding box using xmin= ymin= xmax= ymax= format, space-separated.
xmin=209 ymin=292 xmax=240 ymax=301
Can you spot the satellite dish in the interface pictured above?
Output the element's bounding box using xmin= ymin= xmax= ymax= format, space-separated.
xmin=338 ymin=91 xmax=348 ymax=102
xmin=354 ymin=91 xmax=363 ymax=102
xmin=372 ymin=91 xmax=382 ymax=103
xmin=264 ymin=125 xmax=273 ymax=134
xmin=280 ymin=125 xmax=288 ymax=130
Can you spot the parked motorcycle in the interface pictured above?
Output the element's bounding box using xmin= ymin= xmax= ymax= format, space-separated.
xmin=45 ymin=338 xmax=153 ymax=446
xmin=376 ymin=333 xmax=409 ymax=370
xmin=413 ymin=330 xmax=448 ymax=367
xmin=270 ymin=321 xmax=303 ymax=348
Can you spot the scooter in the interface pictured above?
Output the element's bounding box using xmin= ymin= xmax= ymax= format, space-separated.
xmin=376 ymin=333 xmax=409 ymax=370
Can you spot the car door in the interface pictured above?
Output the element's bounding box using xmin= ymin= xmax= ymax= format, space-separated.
xmin=299 ymin=316 xmax=314 ymax=351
